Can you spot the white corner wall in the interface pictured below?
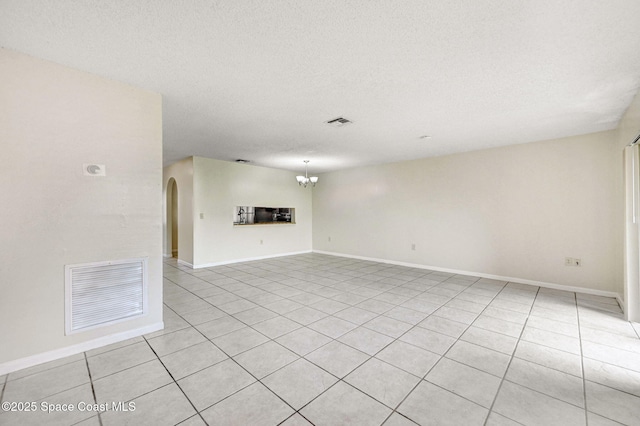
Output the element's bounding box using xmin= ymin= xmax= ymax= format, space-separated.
xmin=191 ymin=157 xmax=312 ymax=267
xmin=313 ymin=131 xmax=621 ymax=294
xmin=0 ymin=49 xmax=163 ymax=371
xmin=163 ymin=157 xmax=194 ymax=265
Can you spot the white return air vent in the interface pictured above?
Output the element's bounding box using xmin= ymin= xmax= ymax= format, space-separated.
xmin=65 ymin=258 xmax=148 ymax=335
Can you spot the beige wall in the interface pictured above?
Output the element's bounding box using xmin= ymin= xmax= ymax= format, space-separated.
xmin=163 ymin=158 xmax=194 ymax=264
xmin=191 ymin=157 xmax=312 ymax=267
xmin=313 ymin=131 xmax=621 ymax=293
xmin=0 ymin=49 xmax=163 ymax=368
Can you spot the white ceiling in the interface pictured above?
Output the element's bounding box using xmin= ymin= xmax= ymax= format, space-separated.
xmin=2 ymin=1 xmax=640 ymax=173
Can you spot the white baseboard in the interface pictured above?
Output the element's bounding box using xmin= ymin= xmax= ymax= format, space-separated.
xmin=0 ymin=321 xmax=164 ymax=376
xmin=177 ymin=259 xmax=194 ymax=268
xmin=191 ymin=250 xmax=313 ymax=269
xmin=313 ymin=250 xmax=622 ymax=300
xmin=163 ymin=253 xmax=172 ymax=258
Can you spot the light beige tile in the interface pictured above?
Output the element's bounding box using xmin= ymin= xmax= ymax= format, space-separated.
xmin=493 ymin=381 xmax=585 ymax=426
xmin=514 ymin=340 xmax=582 ymax=377
xmin=101 ymin=383 xmax=196 ymax=426
xmin=426 ymin=358 xmax=501 ymax=408
xmin=526 ymin=315 xmax=579 ymax=338
xmin=383 ymin=307 xmax=429 ymax=324
xmin=446 ymin=340 xmax=511 ymax=377
xmin=195 ymin=315 xmax=246 ymax=339
xmin=582 ymin=340 xmax=640 ymax=372
xmin=212 ymin=327 xmax=269 ymax=356
xmin=308 ymin=316 xmax=358 ymax=338
xmin=345 ymin=358 xmax=420 ymax=407
xmin=472 ymin=315 xmax=523 ymax=338
xmin=160 ymin=341 xmax=227 ymax=380
xmin=306 ymin=340 xmax=370 ymax=378
xmin=399 ymin=327 xmax=456 ymax=355
xmin=279 ymin=413 xmax=313 ymax=425
xmin=93 ymin=359 xmax=172 ymax=405
xmin=485 ymin=412 xmax=522 ymax=426
xmin=462 ymin=327 xmax=518 ymax=354
xmin=301 ymin=381 xmax=392 ymax=425
xmin=505 ymin=358 xmax=584 ymax=407
xmin=0 ymin=383 xmax=94 ymax=426
xmin=276 ymin=327 xmax=332 ymax=356
xmin=88 ymin=341 xmax=157 ymax=379
xmin=177 ymin=358 xmax=255 ymax=411
xmin=364 ymin=315 xmax=413 ymax=338
xmin=252 ymin=316 xmax=302 ymax=339
xmin=418 ymin=315 xmax=469 ymax=338
xmin=334 ymin=307 xmax=379 ymax=325
xmin=376 ymin=340 xmax=440 ymax=377
xmin=200 ymin=382 xmax=293 ymax=426
xmin=284 ymin=306 xmax=329 ymax=325
xmin=398 ymin=381 xmax=487 ymax=426
xmin=147 ymin=327 xmax=207 ymax=357
xmin=586 ymin=380 xmax=640 ymax=426
xmin=7 ymin=353 xmax=85 ymax=381
xmin=3 ymin=360 xmax=89 ymax=402
xmin=233 ymin=341 xmax=299 ymax=379
xmin=181 ymin=306 xmax=226 ymax=325
xmin=339 ymin=327 xmax=395 ymax=355
xmin=583 ymin=358 xmax=640 ymax=397
xmin=383 ymin=412 xmax=419 ymax=425
xmin=263 ymin=358 xmax=337 ymax=409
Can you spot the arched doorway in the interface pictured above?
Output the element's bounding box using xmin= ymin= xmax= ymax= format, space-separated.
xmin=166 ymin=178 xmax=178 ymax=258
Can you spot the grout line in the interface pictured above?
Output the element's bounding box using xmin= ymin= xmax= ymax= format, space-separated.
xmin=482 ymin=285 xmax=540 ymax=426
xmin=0 ymin=372 xmax=6 ymax=404
xmin=576 ymin=292 xmax=589 ymax=426
xmin=82 ymin=352 xmax=103 ymax=426
xmin=142 ymin=334 xmax=208 ymax=425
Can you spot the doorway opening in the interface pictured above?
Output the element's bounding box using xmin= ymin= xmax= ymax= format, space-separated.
xmin=167 ymin=178 xmax=178 ymax=258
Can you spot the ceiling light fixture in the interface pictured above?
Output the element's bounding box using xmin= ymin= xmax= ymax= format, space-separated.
xmin=296 ymin=160 xmax=318 ymax=188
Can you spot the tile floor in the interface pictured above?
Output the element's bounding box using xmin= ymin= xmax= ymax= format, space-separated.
xmin=1 ymin=253 xmax=640 ymax=425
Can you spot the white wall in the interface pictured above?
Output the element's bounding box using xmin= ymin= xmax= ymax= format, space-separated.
xmin=191 ymin=157 xmax=312 ymax=267
xmin=0 ymin=48 xmax=163 ymax=369
xmin=313 ymin=131 xmax=621 ymax=293
xmin=163 ymin=157 xmax=194 ymax=264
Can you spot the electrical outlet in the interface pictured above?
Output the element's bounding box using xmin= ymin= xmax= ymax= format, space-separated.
xmin=411 ymin=243 xmax=416 ymax=251
xmin=328 ymin=236 xmax=331 ymax=242
xmin=574 ymin=258 xmax=582 ymax=267
xmin=199 ymin=213 xmax=204 ymax=219
xmin=565 ymin=257 xmax=573 ymax=266
xmin=260 ymin=239 xmax=263 ymax=245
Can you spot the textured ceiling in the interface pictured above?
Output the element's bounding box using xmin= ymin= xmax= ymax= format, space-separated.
xmin=2 ymin=1 xmax=640 ymax=173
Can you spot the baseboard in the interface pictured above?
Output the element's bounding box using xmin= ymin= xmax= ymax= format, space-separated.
xmin=163 ymin=253 xmax=172 ymax=258
xmin=313 ymin=250 xmax=621 ymax=299
xmin=192 ymin=250 xmax=313 ymax=269
xmin=617 ymin=295 xmax=626 ymax=314
xmin=177 ymin=259 xmax=194 ymax=268
xmin=0 ymin=321 xmax=164 ymax=376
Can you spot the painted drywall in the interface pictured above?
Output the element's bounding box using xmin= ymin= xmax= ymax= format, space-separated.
xmin=163 ymin=158 xmax=194 ymax=264
xmin=0 ymin=48 xmax=163 ymax=368
xmin=313 ymin=131 xmax=620 ymax=293
xmin=618 ymin=90 xmax=640 ymax=318
xmin=191 ymin=157 xmax=312 ymax=267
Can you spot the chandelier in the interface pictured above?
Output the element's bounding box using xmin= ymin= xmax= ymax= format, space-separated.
xmin=296 ymin=160 xmax=318 ymax=187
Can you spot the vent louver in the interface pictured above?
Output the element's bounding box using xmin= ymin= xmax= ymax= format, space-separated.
xmin=325 ymin=117 xmax=353 ymax=127
xmin=65 ymin=258 xmax=148 ymax=334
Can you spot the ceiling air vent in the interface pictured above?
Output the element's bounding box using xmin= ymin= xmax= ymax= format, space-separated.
xmin=325 ymin=117 xmax=353 ymax=127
